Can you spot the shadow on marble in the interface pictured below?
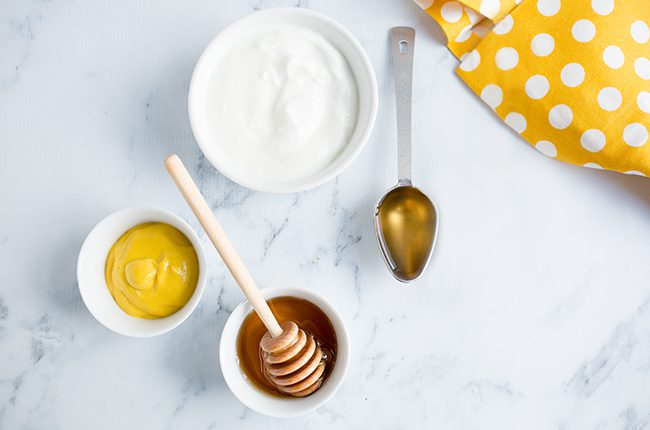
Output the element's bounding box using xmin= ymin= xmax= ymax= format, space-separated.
xmin=586 ymin=168 xmax=650 ymax=209
xmin=49 ymin=227 xmax=94 ymax=319
xmin=447 ymin=71 xmax=650 ymax=207
xmin=165 ymin=300 xmax=229 ymax=394
xmin=141 ymin=62 xmax=197 ymax=160
xmin=120 ymin=51 xmax=202 ymax=178
xmin=351 ymin=197 xmax=387 ymax=273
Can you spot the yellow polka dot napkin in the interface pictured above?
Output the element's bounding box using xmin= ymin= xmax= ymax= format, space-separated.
xmin=415 ymin=0 xmax=650 ymax=176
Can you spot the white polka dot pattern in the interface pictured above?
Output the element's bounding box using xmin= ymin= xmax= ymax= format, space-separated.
xmin=549 ymin=105 xmax=573 ymax=130
xmin=592 ymin=0 xmax=614 ymax=16
xmin=625 ymin=170 xmax=646 ymax=177
xmin=505 ymin=112 xmax=527 ymax=133
xmin=635 ymin=57 xmax=650 ymax=80
xmin=536 ymin=140 xmax=558 ymax=157
xmin=603 ymin=46 xmax=625 ymax=69
xmin=584 ymin=162 xmax=603 ymax=169
xmin=480 ymin=0 xmax=501 ymax=18
xmin=495 ymin=47 xmax=519 ymax=70
xmin=481 ymin=84 xmax=504 ymax=109
xmin=572 ymin=19 xmax=596 ymax=43
xmin=537 ymin=0 xmax=560 ymax=17
xmin=493 ymin=14 xmax=513 ymax=35
xmin=623 ymin=123 xmax=648 ymax=147
xmin=631 ymin=21 xmax=649 ymax=44
xmin=598 ymin=87 xmax=623 ymax=111
xmin=441 ymin=1 xmax=463 ymax=22
xmin=414 ymin=0 xmax=650 ymax=177
xmin=561 ymin=63 xmax=585 ymax=87
xmin=459 ymin=49 xmax=481 ymax=71
xmin=581 ymin=129 xmax=606 ymax=152
xmin=531 ymin=33 xmax=555 ymax=57
xmin=525 ymin=75 xmax=550 ymax=99
xmin=638 ymin=92 xmax=650 ymax=113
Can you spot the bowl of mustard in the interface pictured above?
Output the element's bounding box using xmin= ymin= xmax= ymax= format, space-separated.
xmin=77 ymin=208 xmax=207 ymax=337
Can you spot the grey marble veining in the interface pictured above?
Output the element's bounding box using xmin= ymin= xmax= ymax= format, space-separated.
xmin=2 ymin=0 xmax=650 ymax=428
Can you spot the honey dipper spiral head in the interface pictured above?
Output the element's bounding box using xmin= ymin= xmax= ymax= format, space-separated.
xmin=260 ymin=321 xmax=327 ymax=397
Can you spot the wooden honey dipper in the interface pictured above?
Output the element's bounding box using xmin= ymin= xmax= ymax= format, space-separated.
xmin=164 ymin=154 xmax=326 ymax=397
xmin=259 ymin=321 xmax=326 ymax=396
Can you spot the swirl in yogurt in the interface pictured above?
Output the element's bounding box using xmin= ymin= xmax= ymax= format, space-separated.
xmin=203 ymin=23 xmax=358 ymax=183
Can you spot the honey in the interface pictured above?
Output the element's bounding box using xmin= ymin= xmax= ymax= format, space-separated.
xmin=236 ymin=296 xmax=337 ymax=397
xmin=376 ymin=186 xmax=437 ymax=281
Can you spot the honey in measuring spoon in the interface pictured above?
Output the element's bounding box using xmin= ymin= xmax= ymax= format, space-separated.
xmin=237 ymin=296 xmax=337 ymax=397
xmin=376 ymin=186 xmax=437 ymax=281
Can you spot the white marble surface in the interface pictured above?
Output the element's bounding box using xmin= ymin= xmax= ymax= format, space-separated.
xmin=2 ymin=0 xmax=650 ymax=428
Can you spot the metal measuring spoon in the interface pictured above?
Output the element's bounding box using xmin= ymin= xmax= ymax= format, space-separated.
xmin=374 ymin=27 xmax=439 ymax=283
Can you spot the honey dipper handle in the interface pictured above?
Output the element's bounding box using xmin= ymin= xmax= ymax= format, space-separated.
xmin=164 ymin=154 xmax=283 ymax=338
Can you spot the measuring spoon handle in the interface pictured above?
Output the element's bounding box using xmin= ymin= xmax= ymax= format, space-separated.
xmin=390 ymin=26 xmax=415 ymax=186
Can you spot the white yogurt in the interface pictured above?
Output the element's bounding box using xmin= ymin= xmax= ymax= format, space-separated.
xmin=204 ymin=23 xmax=358 ymax=183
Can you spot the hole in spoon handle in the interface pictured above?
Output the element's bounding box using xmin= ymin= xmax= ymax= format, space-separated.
xmin=399 ymin=40 xmax=409 ymax=55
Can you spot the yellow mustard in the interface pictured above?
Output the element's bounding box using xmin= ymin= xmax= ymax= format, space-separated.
xmin=105 ymin=222 xmax=199 ymax=319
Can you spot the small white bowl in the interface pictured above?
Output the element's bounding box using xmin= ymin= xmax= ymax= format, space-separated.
xmin=220 ymin=285 xmax=350 ymax=417
xmin=77 ymin=208 xmax=207 ymax=337
xmin=188 ymin=8 xmax=378 ymax=193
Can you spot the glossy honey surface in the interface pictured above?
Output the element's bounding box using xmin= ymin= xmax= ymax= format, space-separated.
xmin=236 ymin=296 xmax=337 ymax=397
xmin=376 ymin=186 xmax=437 ymax=281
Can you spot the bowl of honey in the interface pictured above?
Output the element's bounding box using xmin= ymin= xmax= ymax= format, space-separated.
xmin=219 ymin=285 xmax=350 ymax=417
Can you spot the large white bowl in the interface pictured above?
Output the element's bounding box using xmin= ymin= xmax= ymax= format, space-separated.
xmin=188 ymin=8 xmax=378 ymax=193
xmin=77 ymin=208 xmax=207 ymax=337
xmin=220 ymin=285 xmax=351 ymax=417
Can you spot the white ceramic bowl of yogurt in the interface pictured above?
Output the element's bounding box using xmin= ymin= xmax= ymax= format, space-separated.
xmin=189 ymin=8 xmax=378 ymax=193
